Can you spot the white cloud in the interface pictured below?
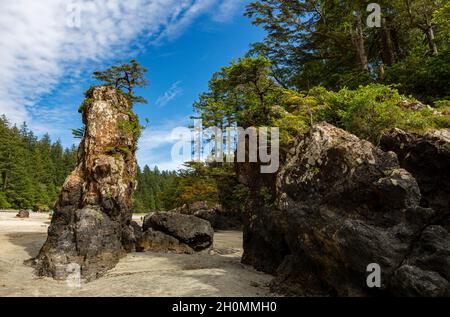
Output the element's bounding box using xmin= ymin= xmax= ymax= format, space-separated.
xmin=155 ymin=81 xmax=183 ymax=107
xmin=212 ymin=0 xmax=243 ymax=22
xmin=0 ymin=0 xmax=242 ymax=127
xmin=137 ymin=118 xmax=190 ymax=171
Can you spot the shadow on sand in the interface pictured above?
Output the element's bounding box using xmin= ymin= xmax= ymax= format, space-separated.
xmin=6 ymin=232 xmax=46 ymax=259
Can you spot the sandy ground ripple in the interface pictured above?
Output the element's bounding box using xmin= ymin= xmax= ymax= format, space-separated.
xmin=0 ymin=212 xmax=273 ymax=297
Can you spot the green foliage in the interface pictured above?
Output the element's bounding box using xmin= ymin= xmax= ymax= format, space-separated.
xmin=118 ymin=114 xmax=143 ymax=140
xmin=71 ymin=127 xmax=84 ymax=139
xmin=245 ymin=0 xmax=449 ymax=102
xmin=160 ymin=162 xmax=220 ymax=210
xmin=104 ymin=146 xmax=132 ymax=157
xmin=93 ymin=59 xmax=149 ymax=105
xmin=78 ymin=97 xmax=94 ymax=114
xmin=0 ymin=116 xmax=77 ymax=210
xmin=384 ymin=49 xmax=450 ymax=104
xmin=133 ymin=165 xmax=177 ymax=213
xmin=194 ymin=56 xmax=281 ymax=128
xmin=304 ymin=84 xmax=450 ymax=143
xmin=433 ymin=2 xmax=450 ymax=42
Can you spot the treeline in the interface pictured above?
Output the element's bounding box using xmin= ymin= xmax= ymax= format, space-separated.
xmin=133 ymin=165 xmax=177 ymax=212
xmin=134 ymin=162 xmax=246 ymax=213
xmin=141 ymin=1 xmax=450 ymax=213
xmin=184 ymin=0 xmax=450 ymax=210
xmin=245 ymin=0 xmax=449 ymax=104
xmin=0 ymin=116 xmax=77 ymax=210
xmin=0 ymin=114 xmax=186 ymax=213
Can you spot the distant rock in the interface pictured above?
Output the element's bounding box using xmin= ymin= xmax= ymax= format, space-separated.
xmin=193 ymin=209 xmax=243 ymax=231
xmin=175 ymin=201 xmax=243 ymax=231
xmin=16 ymin=210 xmax=30 ymax=218
xmin=142 ymin=212 xmax=213 ymax=252
xmin=122 ymin=221 xmax=143 ymax=253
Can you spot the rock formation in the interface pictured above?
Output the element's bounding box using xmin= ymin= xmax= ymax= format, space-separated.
xmin=175 ymin=202 xmax=243 ymax=230
xmin=16 ymin=210 xmax=30 ymax=218
xmin=30 ymin=86 xmax=139 ymax=281
xmin=137 ymin=212 xmax=214 ymax=253
xmin=380 ymin=128 xmax=450 ymax=212
xmin=193 ymin=209 xmax=243 ymax=230
xmin=240 ymin=123 xmax=450 ymax=296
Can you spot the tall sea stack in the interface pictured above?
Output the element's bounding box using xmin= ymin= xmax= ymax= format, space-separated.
xmin=31 ymin=86 xmax=139 ymax=281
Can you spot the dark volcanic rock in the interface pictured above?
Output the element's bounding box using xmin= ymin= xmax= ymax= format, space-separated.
xmin=122 ymin=221 xmax=143 ymax=253
xmin=241 ymin=123 xmax=450 ymax=296
xmin=380 ymin=128 xmax=450 ymax=212
xmin=193 ymin=209 xmax=243 ymax=231
xmin=143 ymin=212 xmax=213 ymax=251
xmin=16 ymin=210 xmax=30 ymax=218
xmin=391 ymin=265 xmax=450 ymax=297
xmin=30 ymin=86 xmax=138 ymax=281
xmin=136 ymin=228 xmax=194 ymax=254
xmin=174 ymin=201 xmax=243 ymax=230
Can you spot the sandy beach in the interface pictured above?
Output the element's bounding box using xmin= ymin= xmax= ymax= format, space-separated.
xmin=0 ymin=212 xmax=273 ymax=297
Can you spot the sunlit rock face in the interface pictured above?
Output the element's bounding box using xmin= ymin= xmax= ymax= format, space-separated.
xmin=31 ymin=86 xmax=138 ymax=281
xmin=241 ymin=123 xmax=450 ymax=296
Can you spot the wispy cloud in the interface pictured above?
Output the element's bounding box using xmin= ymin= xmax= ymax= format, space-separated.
xmin=137 ymin=117 xmax=190 ymax=171
xmin=212 ymin=0 xmax=243 ymax=22
xmin=0 ymin=0 xmax=242 ymax=127
xmin=156 ymin=81 xmax=183 ymax=107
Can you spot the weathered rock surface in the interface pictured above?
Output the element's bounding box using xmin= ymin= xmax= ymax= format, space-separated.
xmin=30 ymin=86 xmax=138 ymax=281
xmin=136 ymin=228 xmax=194 ymax=254
xmin=142 ymin=212 xmax=213 ymax=252
xmin=175 ymin=202 xmax=243 ymax=230
xmin=380 ymin=128 xmax=450 ymax=212
xmin=122 ymin=221 xmax=143 ymax=253
xmin=240 ymin=123 xmax=450 ymax=296
xmin=16 ymin=210 xmax=30 ymax=218
xmin=193 ymin=209 xmax=243 ymax=231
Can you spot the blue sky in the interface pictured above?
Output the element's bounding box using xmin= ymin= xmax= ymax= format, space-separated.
xmin=0 ymin=0 xmax=264 ymax=170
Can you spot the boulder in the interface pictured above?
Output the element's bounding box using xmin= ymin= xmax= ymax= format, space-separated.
xmin=30 ymin=86 xmax=139 ymax=281
xmin=240 ymin=123 xmax=450 ymax=296
xmin=143 ymin=212 xmax=213 ymax=251
xmin=173 ymin=201 xmax=243 ymax=230
xmin=193 ymin=209 xmax=243 ymax=231
xmin=122 ymin=221 xmax=143 ymax=253
xmin=136 ymin=229 xmax=194 ymax=254
xmin=380 ymin=128 xmax=450 ymax=212
xmin=16 ymin=210 xmax=30 ymax=218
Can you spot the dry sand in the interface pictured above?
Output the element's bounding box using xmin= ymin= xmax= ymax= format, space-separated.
xmin=0 ymin=212 xmax=273 ymax=297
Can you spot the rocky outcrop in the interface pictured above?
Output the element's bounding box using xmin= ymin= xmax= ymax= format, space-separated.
xmin=138 ymin=212 xmax=214 ymax=253
xmin=380 ymin=128 xmax=450 ymax=212
xmin=16 ymin=210 xmax=30 ymax=218
xmin=193 ymin=208 xmax=243 ymax=231
xmin=175 ymin=202 xmax=243 ymax=230
xmin=241 ymin=123 xmax=450 ymax=296
xmin=122 ymin=221 xmax=143 ymax=253
xmin=29 ymin=86 xmax=139 ymax=281
xmin=136 ymin=228 xmax=195 ymax=254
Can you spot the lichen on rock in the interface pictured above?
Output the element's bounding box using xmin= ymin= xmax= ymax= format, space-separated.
xmin=29 ymin=86 xmax=139 ymax=281
xmin=240 ymin=123 xmax=450 ymax=296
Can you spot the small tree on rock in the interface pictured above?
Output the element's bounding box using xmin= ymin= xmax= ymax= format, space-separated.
xmin=93 ymin=59 xmax=148 ymax=104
